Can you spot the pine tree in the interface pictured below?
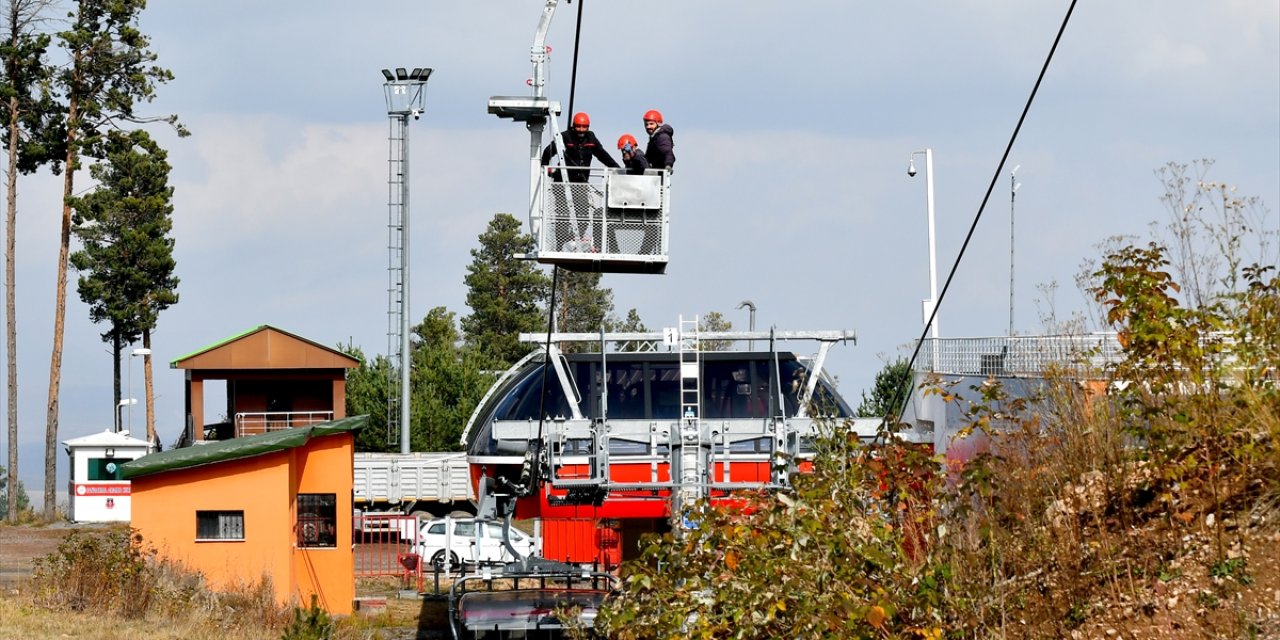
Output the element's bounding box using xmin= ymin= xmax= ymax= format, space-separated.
xmin=554 ymin=270 xmax=615 ymax=353
xmin=1 ymin=0 xmax=59 ymax=523
xmin=461 ymin=213 xmax=550 ymax=367
xmin=70 ymin=129 xmax=178 ymax=444
xmin=409 ymin=307 xmax=495 ymax=451
xmin=855 ymin=358 xmax=911 ymax=418
xmin=614 ymin=308 xmax=654 ymax=353
xmin=44 ymin=0 xmax=183 ymax=516
xmin=699 ymin=310 xmax=733 ymax=352
xmin=340 ymin=343 xmax=394 ymax=452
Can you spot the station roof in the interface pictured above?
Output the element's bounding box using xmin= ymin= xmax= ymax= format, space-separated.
xmin=169 ymin=324 xmax=359 ymax=370
xmin=119 ymin=415 xmax=367 ymax=480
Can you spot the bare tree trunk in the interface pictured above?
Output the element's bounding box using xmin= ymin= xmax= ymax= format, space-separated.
xmin=143 ymin=329 xmax=155 ymax=448
xmin=5 ymin=0 xmax=57 ymax=522
xmin=111 ymin=332 xmax=120 ymax=432
xmin=43 ymin=97 xmax=75 ymax=520
xmin=4 ymin=90 xmax=18 ymax=523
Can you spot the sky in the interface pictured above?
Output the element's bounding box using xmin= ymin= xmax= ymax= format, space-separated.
xmin=4 ymin=1 xmax=1278 ymax=503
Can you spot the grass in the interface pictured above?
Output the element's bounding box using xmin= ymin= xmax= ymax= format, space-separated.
xmin=2 ymin=525 xmax=444 ymax=640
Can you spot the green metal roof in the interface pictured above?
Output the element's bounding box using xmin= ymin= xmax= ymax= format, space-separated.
xmin=119 ymin=415 xmax=368 ymax=480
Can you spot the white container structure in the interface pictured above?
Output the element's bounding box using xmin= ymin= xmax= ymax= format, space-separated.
xmin=62 ymin=430 xmax=152 ymax=522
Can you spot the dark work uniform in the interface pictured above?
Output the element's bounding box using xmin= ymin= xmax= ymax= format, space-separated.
xmin=623 ymin=148 xmax=650 ymax=175
xmin=540 ymin=129 xmax=619 ymax=253
xmin=540 ymin=129 xmax=620 ymax=182
xmin=644 ymin=123 xmax=675 ymax=173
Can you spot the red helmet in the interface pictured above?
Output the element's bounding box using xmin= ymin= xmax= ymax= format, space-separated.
xmin=572 ymin=112 xmax=590 ymax=127
xmin=617 ymin=134 xmax=638 ymax=150
xmin=643 ymin=109 xmax=663 ymax=124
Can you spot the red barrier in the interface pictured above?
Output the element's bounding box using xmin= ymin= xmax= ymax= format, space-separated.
xmin=354 ymin=513 xmax=420 ymax=588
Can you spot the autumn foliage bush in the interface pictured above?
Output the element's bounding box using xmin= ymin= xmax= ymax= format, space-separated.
xmin=595 ymin=218 xmax=1277 ymax=637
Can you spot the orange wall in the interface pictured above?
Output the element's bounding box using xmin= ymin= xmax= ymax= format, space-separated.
xmin=130 ymin=434 xmax=355 ymax=615
xmin=291 ymin=434 xmax=354 ymax=614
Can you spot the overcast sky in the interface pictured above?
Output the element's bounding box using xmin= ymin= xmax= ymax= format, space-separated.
xmin=5 ymin=1 xmax=1278 ymax=499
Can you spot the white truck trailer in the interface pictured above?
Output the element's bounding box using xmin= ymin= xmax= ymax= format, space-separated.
xmin=353 ymin=452 xmax=474 ymax=515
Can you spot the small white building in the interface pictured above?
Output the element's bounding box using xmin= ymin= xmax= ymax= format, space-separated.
xmin=62 ymin=430 xmax=152 ymax=522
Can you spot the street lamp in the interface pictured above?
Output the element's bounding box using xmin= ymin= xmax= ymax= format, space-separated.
xmin=381 ymin=66 xmax=432 ymax=455
xmin=907 ymin=149 xmax=939 ymax=359
xmin=1009 ymin=165 xmax=1022 ymax=337
xmin=116 ymin=398 xmax=137 ymax=434
xmin=736 ymin=300 xmax=756 ymax=350
xmin=909 ymin=149 xmax=947 ymax=454
xmin=129 ymin=348 xmax=151 ymax=432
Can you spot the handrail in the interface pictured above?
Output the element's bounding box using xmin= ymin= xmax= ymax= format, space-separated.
xmin=233 ymin=411 xmax=334 ymax=437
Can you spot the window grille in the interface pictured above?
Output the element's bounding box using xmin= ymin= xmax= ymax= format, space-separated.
xmin=297 ymin=494 xmax=337 ymax=548
xmin=196 ymin=511 xmax=245 ymax=540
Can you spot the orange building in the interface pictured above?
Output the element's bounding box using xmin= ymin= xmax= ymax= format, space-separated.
xmin=121 ymin=416 xmax=366 ymax=614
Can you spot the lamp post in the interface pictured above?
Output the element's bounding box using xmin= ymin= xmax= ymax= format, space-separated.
xmin=129 ymin=347 xmax=151 ymax=433
xmin=907 ymin=149 xmax=939 ymax=368
xmin=116 ymin=398 xmax=136 ymax=434
xmin=736 ymin=300 xmax=756 ymax=350
xmin=381 ymin=67 xmax=432 ymax=455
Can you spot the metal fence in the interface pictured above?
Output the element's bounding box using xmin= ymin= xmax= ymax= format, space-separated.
xmin=354 ymin=513 xmax=422 ymax=590
xmin=914 ymin=334 xmax=1123 ymax=376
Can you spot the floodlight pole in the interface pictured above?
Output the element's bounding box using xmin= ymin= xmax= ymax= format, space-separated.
xmin=382 ymin=67 xmax=432 ymax=455
xmin=1009 ymin=166 xmax=1021 ymax=337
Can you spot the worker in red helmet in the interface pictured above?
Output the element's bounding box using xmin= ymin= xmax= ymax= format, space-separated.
xmin=540 ymin=111 xmax=619 ymax=183
xmin=617 ymin=134 xmax=649 ymax=175
xmin=642 ymin=109 xmax=675 ymax=174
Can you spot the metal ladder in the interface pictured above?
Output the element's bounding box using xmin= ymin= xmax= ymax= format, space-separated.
xmin=385 ymin=116 xmax=406 ymax=446
xmin=674 ymin=315 xmax=705 ymax=518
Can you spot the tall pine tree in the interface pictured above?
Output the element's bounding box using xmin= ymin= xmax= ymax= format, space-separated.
xmin=1 ymin=0 xmax=59 ymax=523
xmin=70 ymin=129 xmax=178 ymax=445
xmin=461 ymin=214 xmax=550 ymax=366
xmin=409 ymin=307 xmax=494 ymax=451
xmin=45 ymin=0 xmax=183 ymax=516
xmin=553 ymin=270 xmax=615 ymax=353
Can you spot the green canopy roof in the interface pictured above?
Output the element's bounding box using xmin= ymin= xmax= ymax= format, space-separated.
xmin=120 ymin=415 xmax=368 ymax=480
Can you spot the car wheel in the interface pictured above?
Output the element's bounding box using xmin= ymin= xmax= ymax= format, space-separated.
xmin=431 ymin=550 xmax=459 ymax=571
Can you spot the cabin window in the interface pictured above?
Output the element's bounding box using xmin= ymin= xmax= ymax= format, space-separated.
xmin=606 ymin=362 xmax=648 ymax=419
xmin=87 ymin=458 xmax=124 ymax=481
xmin=196 ymin=510 xmax=245 ymax=541
xmin=297 ymin=494 xmax=337 ymax=548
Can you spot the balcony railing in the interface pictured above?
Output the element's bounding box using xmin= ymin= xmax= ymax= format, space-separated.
xmin=234 ymin=411 xmax=335 ymax=437
xmin=913 ymin=334 xmax=1124 ymax=377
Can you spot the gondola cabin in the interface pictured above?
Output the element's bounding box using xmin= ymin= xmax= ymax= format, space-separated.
xmin=460 ymin=329 xmax=869 ymax=568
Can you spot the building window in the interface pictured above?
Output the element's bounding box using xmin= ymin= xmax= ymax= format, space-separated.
xmin=297 ymin=493 xmax=337 ymax=548
xmin=87 ymin=458 xmax=123 ymax=481
xmin=196 ymin=511 xmax=245 ymax=541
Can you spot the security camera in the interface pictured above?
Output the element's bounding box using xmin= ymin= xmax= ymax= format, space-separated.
xmin=411 ymin=108 xmax=421 ymax=120
xmin=907 ymin=160 xmax=918 ymax=177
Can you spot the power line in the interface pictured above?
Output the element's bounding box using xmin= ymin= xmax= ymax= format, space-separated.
xmin=889 ymin=0 xmax=1080 ymax=430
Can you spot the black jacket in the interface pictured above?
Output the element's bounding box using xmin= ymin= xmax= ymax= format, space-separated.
xmin=645 ymin=123 xmax=675 ymax=172
xmin=623 ymin=149 xmax=650 ymax=175
xmin=540 ymin=129 xmax=620 ymax=182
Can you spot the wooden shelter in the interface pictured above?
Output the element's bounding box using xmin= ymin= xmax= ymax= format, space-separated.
xmin=171 ymin=325 xmax=359 ymax=444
